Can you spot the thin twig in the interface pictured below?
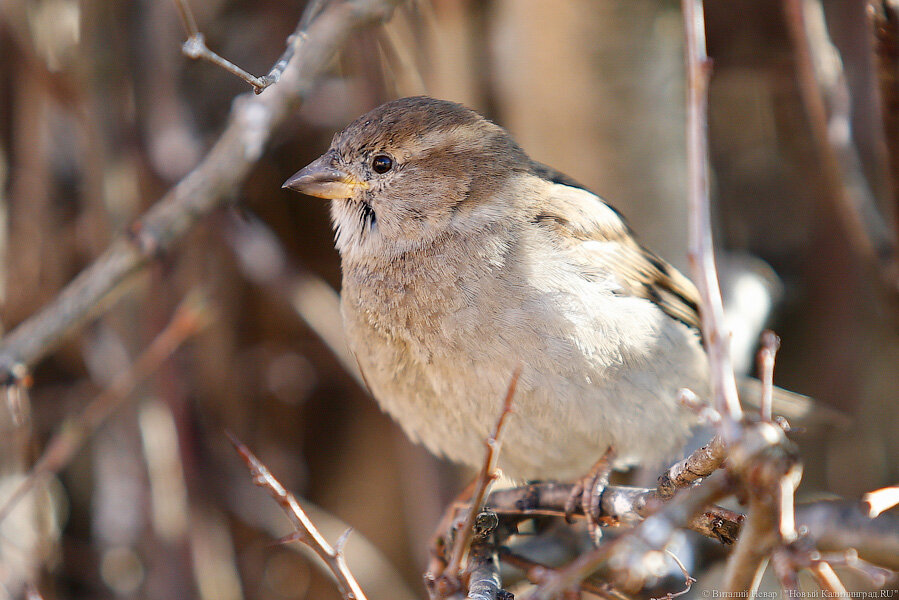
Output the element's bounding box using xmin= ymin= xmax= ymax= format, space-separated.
xmin=446 ymin=368 xmax=521 ymax=579
xmin=172 ymin=0 xmax=199 ymax=37
xmin=0 ymin=292 xmax=211 ymax=524
xmin=175 ymin=0 xmax=310 ymax=93
xmin=757 ymin=331 xmax=781 ymax=422
xmin=682 ymin=0 xmax=744 ymax=440
xmin=0 ymin=0 xmax=403 ymax=385
xmin=652 ymin=550 xmax=696 ymax=600
xmin=228 ymin=433 xmax=368 ymax=600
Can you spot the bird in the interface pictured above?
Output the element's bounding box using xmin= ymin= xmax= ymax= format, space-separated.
xmin=283 ymin=96 xmax=796 ymax=481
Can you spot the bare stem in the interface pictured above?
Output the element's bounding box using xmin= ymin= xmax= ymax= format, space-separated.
xmin=446 ymin=368 xmax=521 ymax=579
xmin=757 ymin=331 xmax=781 ymax=422
xmin=229 ymin=433 xmax=368 ymax=600
xmin=682 ymin=0 xmax=744 ymax=440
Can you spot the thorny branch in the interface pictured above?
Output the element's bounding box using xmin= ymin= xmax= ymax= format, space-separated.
xmin=0 ymin=0 xmax=403 ymax=385
xmin=229 ymin=433 xmax=368 ymax=600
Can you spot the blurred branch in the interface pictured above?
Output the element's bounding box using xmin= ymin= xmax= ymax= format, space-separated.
xmin=871 ymin=0 xmax=899 ymax=259
xmin=0 ymin=0 xmax=402 ymax=386
xmin=863 ymin=484 xmax=899 ymax=518
xmin=796 ymin=499 xmax=899 ymax=570
xmin=0 ymin=292 xmax=211 ymax=525
xmin=221 ymin=212 xmax=364 ymax=387
xmin=228 ymin=433 xmax=368 ymax=600
xmin=784 ymin=0 xmax=899 ymax=293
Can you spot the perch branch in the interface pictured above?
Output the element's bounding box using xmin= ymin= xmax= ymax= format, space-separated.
xmin=0 ymin=0 xmax=402 ymax=385
xmin=523 ymin=478 xmax=729 ymax=600
xmin=0 ymin=292 xmax=211 ymax=525
xmin=466 ymin=537 xmax=502 ymax=600
xmin=656 ymin=434 xmax=727 ymax=501
xmin=228 ymin=432 xmax=368 ymax=600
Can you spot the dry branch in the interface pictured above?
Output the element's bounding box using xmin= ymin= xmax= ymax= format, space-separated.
xmin=785 ymin=0 xmax=899 ymax=292
xmin=229 ymin=432 xmax=368 ymax=600
xmin=0 ymin=0 xmax=402 ymax=385
xmin=523 ymin=478 xmax=729 ymax=600
xmin=446 ymin=368 xmax=520 ymax=580
xmin=682 ymin=0 xmax=744 ymax=440
xmin=485 ymin=481 xmax=743 ymax=545
xmin=870 ymin=0 xmax=899 ymax=250
xmin=175 ymin=0 xmax=311 ymax=94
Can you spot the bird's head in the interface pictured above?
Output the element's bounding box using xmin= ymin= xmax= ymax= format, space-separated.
xmin=283 ymin=96 xmax=529 ymax=258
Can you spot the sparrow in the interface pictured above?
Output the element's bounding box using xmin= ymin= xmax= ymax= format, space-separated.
xmin=283 ymin=96 xmax=793 ymax=480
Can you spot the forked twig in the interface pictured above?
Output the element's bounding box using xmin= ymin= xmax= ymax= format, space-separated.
xmin=228 ymin=432 xmax=368 ymax=600
xmin=174 ymin=0 xmax=310 ymax=94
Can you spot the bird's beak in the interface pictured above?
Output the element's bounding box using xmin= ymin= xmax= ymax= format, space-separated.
xmin=282 ymin=152 xmax=368 ymax=199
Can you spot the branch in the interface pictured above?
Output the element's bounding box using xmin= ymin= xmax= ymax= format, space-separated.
xmin=466 ymin=537 xmax=502 ymax=600
xmin=656 ymin=434 xmax=727 ymax=501
xmin=0 ymin=292 xmax=211 ymax=524
xmin=784 ymin=0 xmax=899 ymax=292
xmin=523 ymin=478 xmax=729 ymax=600
xmin=175 ymin=0 xmax=311 ymax=94
xmin=486 ymin=481 xmax=742 ymax=546
xmin=228 ymin=432 xmax=368 ymax=600
xmin=0 ymin=0 xmax=402 ymax=385
xmin=870 ymin=0 xmax=899 ymax=262
xmin=682 ymin=0 xmax=744 ymax=440
xmin=797 ymin=499 xmax=899 ymax=570
xmin=446 ymin=368 xmax=520 ymax=580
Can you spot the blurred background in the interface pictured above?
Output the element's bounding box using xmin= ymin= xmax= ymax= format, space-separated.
xmin=0 ymin=0 xmax=896 ymax=598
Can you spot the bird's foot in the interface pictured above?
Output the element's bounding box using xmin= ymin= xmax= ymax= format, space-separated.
xmin=565 ymin=447 xmax=615 ymax=545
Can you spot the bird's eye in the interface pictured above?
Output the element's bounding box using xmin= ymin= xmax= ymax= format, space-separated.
xmin=371 ymin=155 xmax=393 ymax=174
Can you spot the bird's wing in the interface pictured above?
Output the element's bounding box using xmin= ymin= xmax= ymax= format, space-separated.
xmin=530 ymin=163 xmax=702 ymax=333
